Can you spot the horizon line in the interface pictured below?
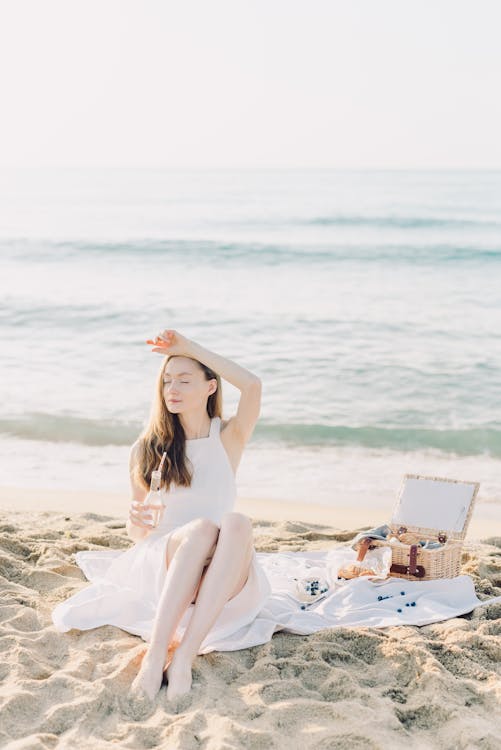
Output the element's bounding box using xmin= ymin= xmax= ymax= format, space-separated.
xmin=1 ymin=165 xmax=501 ymax=172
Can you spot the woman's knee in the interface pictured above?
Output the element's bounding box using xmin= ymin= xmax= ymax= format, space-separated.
xmin=220 ymin=512 xmax=253 ymax=540
xmin=181 ymin=517 xmax=220 ymax=550
xmin=166 ymin=518 xmax=219 ymax=568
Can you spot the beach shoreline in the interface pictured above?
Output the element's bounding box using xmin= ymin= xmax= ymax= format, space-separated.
xmin=4 ymin=484 xmax=500 ymax=541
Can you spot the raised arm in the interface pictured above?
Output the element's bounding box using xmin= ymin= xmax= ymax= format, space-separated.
xmin=188 ymin=338 xmax=262 ymax=445
xmin=149 ymin=330 xmax=262 ymax=446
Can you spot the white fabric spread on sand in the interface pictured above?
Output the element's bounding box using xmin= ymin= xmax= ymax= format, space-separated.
xmin=51 ymin=417 xmax=500 ymax=655
xmin=227 ymin=549 xmax=501 ymax=649
xmin=53 ymin=545 xmax=500 ymax=656
xmin=184 ymin=549 xmax=501 ymax=654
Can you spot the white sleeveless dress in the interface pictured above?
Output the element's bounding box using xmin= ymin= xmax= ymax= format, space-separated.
xmin=51 ymin=416 xmax=272 ymax=654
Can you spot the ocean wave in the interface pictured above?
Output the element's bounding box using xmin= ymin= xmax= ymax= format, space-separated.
xmin=0 ymin=413 xmax=142 ymax=447
xmin=2 ymin=412 xmax=501 ymax=456
xmin=0 ymin=301 xmax=153 ymax=328
xmin=256 ymin=423 xmax=501 ymax=456
xmin=1 ymin=237 xmax=500 ymax=265
xmin=306 ymin=215 xmax=501 ymax=230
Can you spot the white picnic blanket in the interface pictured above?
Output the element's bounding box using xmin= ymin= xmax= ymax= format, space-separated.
xmin=191 ymin=548 xmax=501 ymax=654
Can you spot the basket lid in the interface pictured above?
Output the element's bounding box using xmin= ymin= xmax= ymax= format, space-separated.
xmin=389 ymin=473 xmax=480 ymax=542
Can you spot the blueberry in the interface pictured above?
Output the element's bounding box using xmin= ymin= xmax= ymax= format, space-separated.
xmin=400 ymin=591 xmax=405 ymax=596
xmin=411 ymin=602 xmax=416 ymax=607
xmin=300 ymin=604 xmax=306 ymax=610
xmin=378 ymin=596 xmax=383 ymax=601
xmin=397 ymin=608 xmax=402 ymax=613
xmin=405 ymin=603 xmax=410 ymax=607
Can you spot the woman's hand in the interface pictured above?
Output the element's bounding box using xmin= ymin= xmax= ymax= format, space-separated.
xmin=145 ymin=329 xmax=192 ymax=357
xmin=128 ymin=498 xmax=154 ymax=530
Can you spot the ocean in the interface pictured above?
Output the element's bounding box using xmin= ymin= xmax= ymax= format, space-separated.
xmin=1 ymin=168 xmax=500 ymax=513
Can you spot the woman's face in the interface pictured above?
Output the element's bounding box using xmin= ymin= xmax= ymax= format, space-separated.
xmin=162 ymin=356 xmax=216 ymax=413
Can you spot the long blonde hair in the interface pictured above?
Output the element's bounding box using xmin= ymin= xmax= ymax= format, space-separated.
xmin=131 ymin=355 xmax=222 ymax=492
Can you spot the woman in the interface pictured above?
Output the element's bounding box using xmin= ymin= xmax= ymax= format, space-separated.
xmin=51 ymin=329 xmax=272 ymax=702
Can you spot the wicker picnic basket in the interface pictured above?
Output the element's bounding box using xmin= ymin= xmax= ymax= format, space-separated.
xmin=370 ymin=473 xmax=480 ymax=581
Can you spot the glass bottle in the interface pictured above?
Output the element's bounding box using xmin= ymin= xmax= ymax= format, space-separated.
xmin=146 ymin=451 xmax=166 ymax=527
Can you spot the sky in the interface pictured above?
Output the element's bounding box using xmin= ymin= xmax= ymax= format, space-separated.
xmin=0 ymin=0 xmax=500 ymax=169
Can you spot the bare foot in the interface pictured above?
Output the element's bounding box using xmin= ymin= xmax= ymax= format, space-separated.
xmin=165 ymin=650 xmax=193 ymax=700
xmin=129 ymin=649 xmax=164 ymax=701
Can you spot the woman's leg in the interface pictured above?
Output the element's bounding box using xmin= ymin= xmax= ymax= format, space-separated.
xmin=129 ymin=517 xmax=220 ymax=700
xmin=165 ymin=512 xmax=254 ymax=699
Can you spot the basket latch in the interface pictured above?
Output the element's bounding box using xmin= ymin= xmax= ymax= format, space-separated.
xmin=437 ymin=531 xmax=447 ymax=543
xmin=408 ymin=544 xmax=419 ymax=576
xmin=390 ymin=543 xmax=426 ymax=578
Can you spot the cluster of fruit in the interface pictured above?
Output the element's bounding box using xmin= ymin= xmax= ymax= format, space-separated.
xmin=293 ymin=576 xmax=330 ymax=608
xmin=377 ymin=590 xmax=417 ymax=613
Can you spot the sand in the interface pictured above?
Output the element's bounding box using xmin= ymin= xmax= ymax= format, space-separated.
xmin=0 ymin=490 xmax=500 ymax=750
